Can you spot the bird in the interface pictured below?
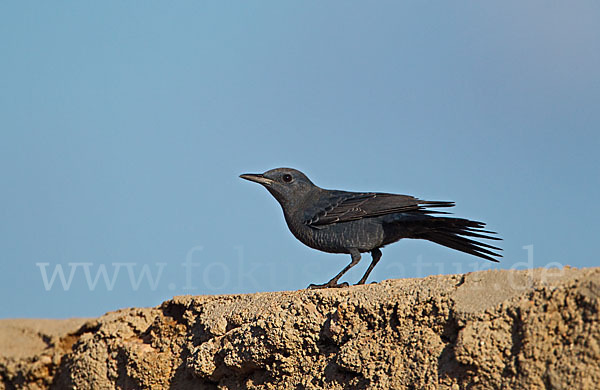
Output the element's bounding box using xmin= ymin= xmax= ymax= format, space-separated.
xmin=240 ymin=168 xmax=501 ymax=289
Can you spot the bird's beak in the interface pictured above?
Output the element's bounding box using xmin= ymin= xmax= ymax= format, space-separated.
xmin=239 ymin=173 xmax=274 ymax=186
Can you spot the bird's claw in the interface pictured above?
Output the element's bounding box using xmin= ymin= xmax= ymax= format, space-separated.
xmin=307 ymin=281 xmax=349 ymax=289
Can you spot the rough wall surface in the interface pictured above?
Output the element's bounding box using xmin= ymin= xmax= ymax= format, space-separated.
xmin=1 ymin=267 xmax=598 ymax=389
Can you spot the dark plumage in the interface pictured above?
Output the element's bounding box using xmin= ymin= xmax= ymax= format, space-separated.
xmin=240 ymin=168 xmax=501 ymax=289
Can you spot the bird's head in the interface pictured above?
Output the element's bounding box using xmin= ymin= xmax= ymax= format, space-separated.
xmin=240 ymin=168 xmax=316 ymax=209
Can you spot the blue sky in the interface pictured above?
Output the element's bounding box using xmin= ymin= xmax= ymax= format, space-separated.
xmin=1 ymin=2 xmax=599 ymax=318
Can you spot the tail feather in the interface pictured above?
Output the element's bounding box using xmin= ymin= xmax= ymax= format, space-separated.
xmin=416 ymin=217 xmax=502 ymax=262
xmin=424 ymin=232 xmax=500 ymax=262
xmin=449 ymin=228 xmax=500 ymax=241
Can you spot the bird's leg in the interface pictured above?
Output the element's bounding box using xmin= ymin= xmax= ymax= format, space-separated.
xmin=356 ymin=248 xmax=382 ymax=285
xmin=308 ymin=249 xmax=361 ymax=289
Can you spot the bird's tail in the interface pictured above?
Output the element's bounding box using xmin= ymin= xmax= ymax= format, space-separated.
xmin=415 ymin=217 xmax=502 ymax=262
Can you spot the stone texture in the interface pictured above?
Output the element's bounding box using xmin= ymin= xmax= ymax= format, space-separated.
xmin=1 ymin=267 xmax=599 ymax=389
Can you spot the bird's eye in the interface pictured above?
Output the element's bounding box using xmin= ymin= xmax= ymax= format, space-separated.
xmin=282 ymin=174 xmax=293 ymax=183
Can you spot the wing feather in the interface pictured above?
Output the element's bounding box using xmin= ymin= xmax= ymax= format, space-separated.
xmin=304 ymin=192 xmax=454 ymax=227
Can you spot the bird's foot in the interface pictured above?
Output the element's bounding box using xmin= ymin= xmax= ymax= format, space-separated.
xmin=307 ymin=281 xmax=349 ymax=289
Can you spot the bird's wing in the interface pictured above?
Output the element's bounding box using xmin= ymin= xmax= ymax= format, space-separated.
xmin=304 ymin=191 xmax=454 ymax=227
